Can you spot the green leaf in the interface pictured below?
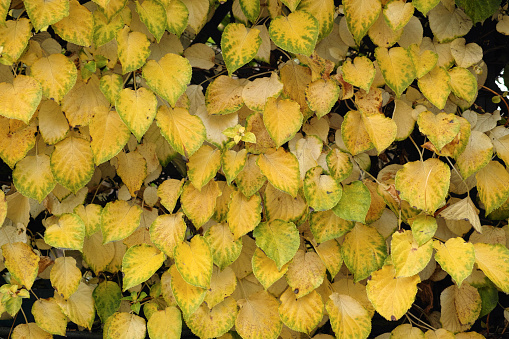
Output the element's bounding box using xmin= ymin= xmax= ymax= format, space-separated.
xmin=239 ymin=0 xmax=260 ymax=22
xmin=269 ymin=11 xmax=319 ymax=56
xmin=93 ymin=281 xmax=122 ymax=323
xmin=332 ymin=181 xmax=371 ymax=223
xmin=455 ymin=0 xmax=502 ymax=24
xmin=375 ymin=46 xmax=416 ymax=98
xmin=135 ymin=0 xmax=166 ymax=42
xmin=222 ymin=23 xmax=261 ymax=76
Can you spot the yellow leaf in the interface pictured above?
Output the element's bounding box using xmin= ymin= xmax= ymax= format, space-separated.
xmin=55 ymin=282 xmax=95 ymax=329
xmin=286 ymin=250 xmax=326 ymax=299
xmin=99 ymin=73 xmax=123 ymax=104
xmin=391 ymin=230 xmax=433 ymax=277
xmin=164 ymin=0 xmax=188 ymax=37
xmin=366 ymin=265 xmax=420 ymax=320
xmin=0 ymin=123 xmax=36 ymax=169
xmin=24 ymin=0 xmax=69 ymax=31
xmin=98 ymin=0 xmax=127 ymax=20
xmin=305 ymin=79 xmax=340 ymax=118
xmin=122 ymin=244 xmax=165 ymax=290
xmin=149 ymin=213 xmax=186 ymax=258
xmin=0 ymin=19 xmax=31 ymax=64
xmin=413 ymin=0 xmax=439 ymax=16
xmin=181 ymin=181 xmax=221 ymax=228
xmin=257 ymin=148 xmax=300 ymax=197
xmin=424 ymin=329 xmax=455 ymax=339
xmin=235 ymin=154 xmax=266 ymax=197
xmin=456 ymin=130 xmax=493 ymax=179
xmin=280 ymin=60 xmax=312 ymax=118
xmin=204 ymin=266 xmax=236 ymax=308
xmin=476 ymin=161 xmax=509 ymax=215
xmin=205 ymin=75 xmax=245 ymax=115
xmin=135 ymin=0 xmax=166 ymax=42
xmin=187 ymin=301 xmax=237 ymax=339
xmin=82 ymin=231 xmax=115 ymax=274
xmin=362 ymin=113 xmax=397 ymax=154
xmin=50 ymin=256 xmax=81 ymax=299
xmin=239 ymin=0 xmax=260 ymax=22
xmin=147 ymin=307 xmax=181 ymax=339
xmin=187 ymin=145 xmax=221 ymax=190
xmin=408 ymin=44 xmax=438 ymax=78
xmin=12 ymin=323 xmax=52 ymax=339
xmin=391 ymin=324 xmax=424 ymax=338
xmin=341 ymin=110 xmax=374 ymax=155
xmin=143 ymin=53 xmax=192 ymax=106
xmin=156 ymin=106 xmax=206 ymax=157
xmin=38 ymin=100 xmax=69 ymax=145
xmin=332 ymin=181 xmax=371 ymax=223
xmin=116 ymin=88 xmax=157 ymax=141
xmin=2 ymin=242 xmax=39 ymax=290
xmin=157 ymin=179 xmax=184 ymax=212
xmin=341 ymin=223 xmax=387 ymax=282
xmin=115 ymin=150 xmax=147 ymax=197
xmin=417 ymin=66 xmax=451 ymax=109
xmin=434 ymin=237 xmax=474 ymax=287
xmin=375 ymin=46 xmax=416 ymax=97
xmin=212 ymin=182 xmax=234 ymax=223
xmin=418 ymin=111 xmax=460 ymax=151
xmin=263 ymin=97 xmax=303 ymax=148
xmin=343 ymin=0 xmax=381 ymax=44
xmin=32 ymin=298 xmax=67 ymax=336
xmin=264 ymin=182 xmax=307 ymax=223
xmin=0 ymin=190 xmax=5 ymax=226
xmin=316 ymin=239 xmax=343 ymax=277
xmin=303 ymin=166 xmax=342 ymax=211
xmin=297 ymin=0 xmax=334 ymax=41
xmin=395 ymin=158 xmax=450 ymax=214
xmin=101 ymin=200 xmax=143 ymax=243
xmin=222 ymin=23 xmax=261 ymax=75
xmin=116 ymin=27 xmax=150 ymax=74
xmin=331 ymin=278 xmax=374 ymax=318
xmin=269 ymin=11 xmax=319 ymax=56
xmin=280 ymin=0 xmax=300 ymax=11
xmin=410 ymin=214 xmax=437 ymax=246
xmin=13 ymin=154 xmax=55 ymax=202
xmin=310 ymin=210 xmax=355 ymax=243
xmin=341 ymin=56 xmax=375 ymax=92
xmin=226 ymin=191 xmax=261 ymax=239
xmin=174 ymin=236 xmax=213 ymax=289
xmin=90 ymin=107 xmax=130 ymax=165
xmin=279 ymin=288 xmax=323 ymax=333
xmin=449 ymin=67 xmax=477 ymax=103
xmin=106 ymin=312 xmax=146 ymax=339
xmin=326 ymin=148 xmax=353 ymax=182
xmin=474 ymin=243 xmax=509 ymax=293
xmin=31 ymin=54 xmax=77 ymax=103
xmin=169 ymin=265 xmax=207 ymax=318
xmin=52 ymin=0 xmax=93 ymax=46
xmin=384 ymin=1 xmax=414 ymax=31
xmin=0 ymin=75 xmax=41 ymax=123
xmin=204 ymin=222 xmax=242 ymax=270
xmin=236 ymin=290 xmax=282 ymax=339
xmin=253 ymin=220 xmax=300 ymax=270
xmin=326 ymin=293 xmax=371 ymax=339
xmin=93 ymin=10 xmax=124 ymax=47
xmin=439 ymin=285 xmax=476 ymax=333
xmin=222 ymin=149 xmax=247 ymax=185
xmin=45 ymin=213 xmax=85 ymax=251
xmin=252 ymin=247 xmax=288 ymax=289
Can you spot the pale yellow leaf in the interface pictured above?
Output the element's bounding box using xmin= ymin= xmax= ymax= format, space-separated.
xmin=50 ymin=256 xmax=81 ymax=299
xmin=236 ymin=290 xmax=282 ymax=339
xmin=326 ymin=293 xmax=371 ymax=339
xmin=286 ymin=250 xmax=326 ymax=299
xmin=31 ymin=54 xmax=77 ymax=103
xmin=434 ymin=237 xmax=475 ymax=287
xmin=181 ymin=181 xmax=221 ymax=228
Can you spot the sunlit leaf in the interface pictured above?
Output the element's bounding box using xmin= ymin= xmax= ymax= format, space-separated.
xmin=164 ymin=0 xmax=188 ymax=37
xmin=375 ymin=46 xmax=416 ymax=97
xmin=181 ymin=181 xmax=221 ymax=228
xmin=222 ymin=23 xmax=261 ymax=75
xmin=2 ymin=242 xmax=39 ymax=289
xmin=391 ymin=230 xmax=433 ymax=277
xmin=115 ymin=150 xmax=147 ymax=197
xmin=169 ymin=265 xmax=207 ymax=318
xmin=326 ymin=293 xmax=371 ymax=339
xmin=0 ymin=75 xmax=41 ymax=124
xmin=434 ymin=237 xmax=475 ymax=287
xmin=341 ymin=110 xmax=373 ymax=155
xmin=310 ymin=210 xmax=355 ymax=243
xmin=187 ymin=145 xmax=221 ymax=190
xmin=303 ymin=166 xmax=342 ymax=211
xmin=55 ymin=282 xmax=95 ymax=329
xmin=341 ymin=56 xmax=375 ymax=92
xmin=257 ymin=148 xmax=300 ymax=197
xmin=222 ymin=149 xmax=248 ymax=185
xmin=236 ymin=290 xmax=282 ymax=339
xmin=227 ymin=191 xmax=261 ymax=239
xmin=13 ymin=154 xmax=55 ymax=202
xmin=116 ymin=88 xmax=157 ymax=141
xmin=101 ymin=200 xmax=143 ymax=243
xmin=135 ymin=0 xmax=166 ymax=42
xmin=174 ymin=236 xmax=213 ymax=289
xmin=24 ymin=0 xmax=69 ymax=31
xmin=45 ymin=213 xmax=85 ymax=251
xmin=31 ymin=54 xmax=77 ymax=103
xmin=147 ymin=307 xmax=182 ymax=339
xmin=50 ymin=256 xmax=81 ymax=299
xmin=90 ymin=107 xmax=130 ymax=165
xmin=297 ymin=0 xmax=334 ymax=41
xmin=93 ymin=10 xmax=124 ymax=47
xmin=263 ymin=97 xmax=303 ymax=148
xmin=122 ymin=244 xmax=165 ymax=290
xmin=449 ymin=67 xmax=477 ymax=103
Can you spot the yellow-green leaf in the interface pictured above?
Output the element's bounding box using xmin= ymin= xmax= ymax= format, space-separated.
xmin=418 ymin=111 xmax=460 ymax=151
xmin=0 ymin=124 xmax=37 ymax=169
xmin=279 ymin=288 xmax=323 ymax=333
xmin=253 ymin=219 xmax=300 ymax=270
xmin=305 ymin=79 xmax=340 ymax=118
xmin=90 ymin=107 xmax=130 ymax=165
xmin=434 ymin=237 xmax=475 ymax=287
xmin=316 ymin=239 xmax=343 ymax=277
xmin=2 ymin=242 xmax=40 ymax=290
xmin=222 ymin=149 xmax=248 ymax=185
xmin=116 ymin=27 xmax=151 ymax=74
xmin=156 ymin=106 xmax=206 ymax=157
xmin=418 ymin=66 xmax=451 ymax=109
xmin=174 ymin=236 xmax=213 ymax=288
xmin=341 ymin=56 xmax=375 ymax=92
xmin=222 ymin=23 xmax=261 ymax=75
xmin=13 ymin=154 xmax=56 ymax=202
xmin=187 ymin=145 xmax=221 ymax=190
xmin=297 ymin=0 xmax=334 ymax=41
xmin=341 ymin=110 xmax=374 ymax=155
xmin=476 ymin=161 xmax=509 ymax=215
xmin=135 ymin=0 xmax=166 ymax=42
xmin=227 ymin=191 xmax=261 ymax=239
xmin=150 ymin=213 xmax=186 ymax=258
xmin=408 ymin=44 xmax=438 ymax=78
xmin=204 ymin=222 xmax=242 ymax=270
xmin=116 ymin=88 xmax=157 ymax=141
xmin=101 ymin=200 xmax=143 ymax=243
xmin=375 ymin=46 xmax=416 ymax=97
xmin=50 ymin=134 xmax=94 ymax=193
xmin=474 ymin=243 xmax=509 ymax=293
xmin=147 ymin=307 xmax=182 ymax=339
xmin=269 ymin=11 xmax=319 ymax=56
xmin=239 ymin=0 xmax=260 ymax=22
xmin=332 ymin=181 xmax=371 ymax=223
xmin=97 ymin=0 xmax=127 ymax=21
xmin=164 ymin=0 xmax=188 ymax=37
xmin=361 ymin=113 xmax=397 ymax=154
xmin=326 ymin=293 xmax=371 ymax=339
xmin=410 ymin=214 xmax=437 ymax=246
xmin=99 ymin=73 xmax=123 ymax=104
xmin=122 ymin=244 xmax=165 ymax=290
xmin=52 ymin=0 xmax=93 ymax=46
xmin=449 ymin=67 xmax=477 ymax=103
xmin=169 ymin=265 xmax=206 ymax=318
xmin=24 ymin=0 xmax=69 ymax=31
xmin=106 ymin=312 xmax=146 ymax=339
xmin=303 ymin=166 xmax=342 ymax=211
xmin=456 ymin=130 xmax=493 ymax=179
xmin=93 ymin=11 xmax=124 ymax=47
xmin=413 ymin=0 xmax=439 ymax=16
xmin=32 ymin=298 xmax=67 ymax=336
xmin=326 ymin=148 xmax=353 ymax=182
xmin=286 ymin=250 xmax=326 ymax=298
xmin=366 ymin=265 xmax=420 ymax=320
xmin=143 ymin=53 xmax=192 ymax=106
xmin=0 ymin=75 xmax=42 ymax=123
xmin=341 ymin=223 xmax=387 ymax=282
xmin=181 ymin=181 xmax=221 ymax=228
xmin=257 ymin=148 xmax=300 ymax=198
xmin=236 ymin=290 xmax=282 ymax=339
xmin=50 ymin=256 xmax=81 ymax=299
xmin=343 ymin=0 xmax=381 ymax=44
xmin=11 ymin=323 xmax=52 ymax=339
xmin=205 ymin=75 xmax=245 ymax=115
xmin=31 ymin=54 xmax=77 ymax=103
xmin=45 ymin=213 xmax=85 ymax=250
xmin=252 ymin=247 xmax=288 ymax=289
xmin=310 ymin=210 xmax=355 ymax=243
xmin=395 ymin=158 xmax=450 ymax=214
xmin=186 ymin=297 xmax=237 ymax=338
xmin=391 ymin=230 xmax=433 ymax=277
xmin=263 ymin=97 xmax=302 ymax=148
xmin=236 ymin=154 xmax=267 ymax=197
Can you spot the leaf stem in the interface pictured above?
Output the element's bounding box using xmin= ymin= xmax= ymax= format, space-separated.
xmin=481 ymin=85 xmax=509 ymax=118
xmin=408 ymin=135 xmax=423 ymax=162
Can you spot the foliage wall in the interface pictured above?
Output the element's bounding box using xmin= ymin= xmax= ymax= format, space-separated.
xmin=1 ymin=0 xmax=509 ymax=338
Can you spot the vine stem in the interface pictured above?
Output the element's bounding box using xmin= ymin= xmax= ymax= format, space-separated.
xmin=408 ymin=135 xmax=423 ymax=162
xmin=481 ymin=85 xmax=509 ymax=117
xmin=198 ymin=69 xmax=228 ymax=87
